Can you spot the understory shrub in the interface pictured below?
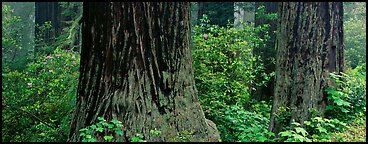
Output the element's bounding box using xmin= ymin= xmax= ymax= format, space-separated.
xmin=2 ymin=48 xmax=80 ymax=142
xmin=192 ymin=13 xmax=273 ymax=141
xmin=325 ymin=64 xmax=366 ymax=121
xmin=278 ymin=64 xmax=366 ymax=142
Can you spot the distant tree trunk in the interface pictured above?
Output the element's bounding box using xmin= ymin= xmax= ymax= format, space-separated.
xmin=269 ymin=2 xmax=344 ymax=135
xmin=197 ymin=2 xmax=234 ymax=27
xmin=35 ymin=2 xmax=62 ymax=55
xmin=68 ymin=2 xmax=219 ymax=142
xmin=234 ymin=2 xmax=255 ymax=27
xmin=252 ymin=2 xmax=279 ymax=101
xmin=190 ymin=2 xmax=199 ymax=26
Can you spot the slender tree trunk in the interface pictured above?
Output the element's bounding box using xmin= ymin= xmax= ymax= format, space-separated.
xmin=68 ymin=2 xmax=219 ymax=142
xmin=269 ymin=2 xmax=344 ymax=135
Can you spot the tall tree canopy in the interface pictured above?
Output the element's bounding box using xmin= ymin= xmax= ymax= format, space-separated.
xmin=68 ymin=2 xmax=219 ymax=142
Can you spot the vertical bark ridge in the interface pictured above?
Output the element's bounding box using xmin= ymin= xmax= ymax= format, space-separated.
xmin=269 ymin=2 xmax=344 ymax=135
xmin=68 ymin=2 xmax=214 ymax=142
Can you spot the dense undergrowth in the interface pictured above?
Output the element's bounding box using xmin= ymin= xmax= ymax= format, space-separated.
xmin=2 ymin=3 xmax=366 ymax=142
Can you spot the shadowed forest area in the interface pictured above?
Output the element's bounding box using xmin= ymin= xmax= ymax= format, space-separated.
xmin=2 ymin=2 xmax=366 ymax=142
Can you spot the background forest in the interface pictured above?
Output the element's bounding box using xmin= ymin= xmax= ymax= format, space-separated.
xmin=2 ymin=2 xmax=366 ymax=142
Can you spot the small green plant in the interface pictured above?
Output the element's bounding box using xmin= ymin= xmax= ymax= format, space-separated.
xmin=249 ymin=100 xmax=272 ymax=118
xmin=129 ymin=129 xmax=161 ymax=142
xmin=278 ymin=116 xmax=348 ymax=142
xmin=79 ymin=117 xmax=124 ymax=142
xmin=326 ymin=65 xmax=366 ymax=122
xmin=305 ymin=117 xmax=347 ymax=136
xmin=217 ymin=105 xmax=274 ymax=142
xmin=274 ymin=106 xmax=291 ymax=129
xmin=174 ymin=129 xmax=194 ymax=142
xmin=130 ymin=133 xmax=145 ymax=142
xmin=279 ymin=122 xmax=311 ymax=142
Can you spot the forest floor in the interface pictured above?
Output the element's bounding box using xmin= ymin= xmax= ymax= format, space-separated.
xmin=330 ymin=118 xmax=366 ymax=142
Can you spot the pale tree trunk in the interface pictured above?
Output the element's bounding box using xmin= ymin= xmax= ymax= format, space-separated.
xmin=234 ymin=2 xmax=255 ymax=28
xmin=269 ymin=2 xmax=344 ymax=135
xmin=68 ymin=2 xmax=219 ymax=142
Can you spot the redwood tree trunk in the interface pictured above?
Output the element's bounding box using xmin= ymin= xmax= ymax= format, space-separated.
xmin=35 ymin=2 xmax=62 ymax=43
xmin=269 ymin=2 xmax=344 ymax=135
xmin=34 ymin=2 xmax=63 ymax=56
xmin=68 ymin=2 xmax=218 ymax=142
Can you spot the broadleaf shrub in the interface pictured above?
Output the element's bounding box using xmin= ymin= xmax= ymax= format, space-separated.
xmin=325 ymin=64 xmax=366 ymax=121
xmin=192 ymin=9 xmax=274 ymax=141
xmin=2 ymin=48 xmax=80 ymax=142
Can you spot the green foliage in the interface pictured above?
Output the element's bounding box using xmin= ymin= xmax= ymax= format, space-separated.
xmin=2 ymin=48 xmax=80 ymax=142
xmin=2 ymin=4 xmax=28 ymax=72
xmin=193 ymin=14 xmax=269 ymax=112
xmin=130 ymin=133 xmax=146 ymax=142
xmin=329 ymin=118 xmax=366 ymax=142
xmin=325 ymin=64 xmax=366 ymax=121
xmin=216 ymin=105 xmax=274 ymax=142
xmin=305 ymin=117 xmax=347 ymax=137
xmin=193 ymin=7 xmax=274 ymax=142
xmin=278 ymin=117 xmax=348 ymax=142
xmin=56 ymin=2 xmax=82 ymax=51
xmin=173 ymin=129 xmax=194 ymax=142
xmin=344 ymin=2 xmax=366 ymax=68
xmin=79 ymin=118 xmax=162 ymax=142
xmin=249 ymin=100 xmax=272 ymax=118
xmin=274 ymin=106 xmax=292 ymax=128
xmin=197 ymin=2 xmax=235 ymax=27
xmin=34 ymin=21 xmax=55 ymax=56
xmin=255 ymin=5 xmax=278 ymax=20
xmin=279 ymin=122 xmax=311 ymax=142
xmin=79 ymin=117 xmax=124 ymax=142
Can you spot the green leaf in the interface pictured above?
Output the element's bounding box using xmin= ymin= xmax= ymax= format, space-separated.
xmin=96 ymin=127 xmax=104 ymax=132
xmin=111 ymin=119 xmax=121 ymax=124
xmin=339 ymin=107 xmax=349 ymax=113
xmin=115 ymin=123 xmax=123 ymax=127
xmin=79 ymin=132 xmax=86 ymax=137
xmin=90 ymin=125 xmax=97 ymax=129
xmin=115 ymin=129 xmax=124 ymax=136
xmin=107 ymin=124 xmax=114 ymax=129
xmin=293 ymin=134 xmax=306 ymax=142
xmin=86 ymin=135 xmax=92 ymax=139
xmin=280 ymin=131 xmax=292 ymax=137
xmin=304 ymin=121 xmax=311 ymax=126
xmin=294 ymin=127 xmax=307 ymax=137
xmin=316 ymin=127 xmax=327 ymax=134
xmin=150 ymin=130 xmax=155 ymax=135
xmin=258 ymin=136 xmax=267 ymax=142
xmin=89 ymin=138 xmax=96 ymax=142
xmin=104 ymin=135 xmax=114 ymax=141
xmin=291 ymin=122 xmax=300 ymax=126
xmin=97 ymin=117 xmax=105 ymax=121
xmin=79 ymin=128 xmax=88 ymax=132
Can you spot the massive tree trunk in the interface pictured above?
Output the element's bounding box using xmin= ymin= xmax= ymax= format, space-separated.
xmin=269 ymin=2 xmax=344 ymax=135
xmin=68 ymin=2 xmax=219 ymax=142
